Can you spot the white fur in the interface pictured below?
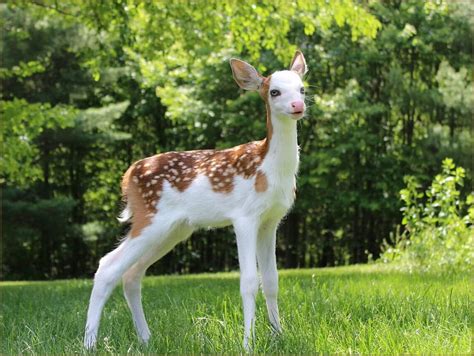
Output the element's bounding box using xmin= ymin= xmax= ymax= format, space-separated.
xmin=117 ymin=203 xmax=132 ymax=223
xmin=84 ymin=56 xmax=306 ymax=351
xmin=269 ymin=70 xmax=306 ymax=119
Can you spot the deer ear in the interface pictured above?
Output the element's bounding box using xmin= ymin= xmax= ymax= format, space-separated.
xmin=230 ymin=59 xmax=263 ymax=91
xmin=289 ymin=50 xmax=308 ymax=78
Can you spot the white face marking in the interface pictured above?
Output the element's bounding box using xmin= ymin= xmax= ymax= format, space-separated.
xmin=268 ymin=70 xmax=305 ymax=120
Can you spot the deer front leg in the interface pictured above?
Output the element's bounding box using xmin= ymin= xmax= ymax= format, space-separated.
xmin=257 ymin=219 xmax=282 ymax=334
xmin=233 ymin=217 xmax=259 ymax=351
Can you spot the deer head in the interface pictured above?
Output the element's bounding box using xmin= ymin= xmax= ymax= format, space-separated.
xmin=230 ymin=50 xmax=308 ymax=121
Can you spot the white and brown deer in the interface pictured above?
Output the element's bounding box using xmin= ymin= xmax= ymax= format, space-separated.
xmin=84 ymin=51 xmax=308 ymax=350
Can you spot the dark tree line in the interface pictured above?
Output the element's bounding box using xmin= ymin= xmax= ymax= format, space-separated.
xmin=1 ymin=1 xmax=472 ymax=279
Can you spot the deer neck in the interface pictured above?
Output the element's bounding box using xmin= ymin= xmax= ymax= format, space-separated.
xmin=263 ymin=103 xmax=299 ymax=176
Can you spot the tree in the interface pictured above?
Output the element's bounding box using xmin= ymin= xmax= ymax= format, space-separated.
xmin=1 ymin=1 xmax=471 ymax=279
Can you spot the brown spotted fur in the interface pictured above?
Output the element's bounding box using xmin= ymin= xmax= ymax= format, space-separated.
xmin=254 ymin=170 xmax=268 ymax=192
xmin=122 ymin=140 xmax=269 ymax=230
xmin=122 ymin=75 xmax=274 ymax=237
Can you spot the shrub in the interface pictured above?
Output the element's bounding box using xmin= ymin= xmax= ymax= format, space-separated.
xmin=381 ymin=158 xmax=474 ymax=272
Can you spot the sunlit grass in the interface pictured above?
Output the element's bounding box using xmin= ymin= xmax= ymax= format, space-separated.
xmin=1 ymin=264 xmax=471 ymax=354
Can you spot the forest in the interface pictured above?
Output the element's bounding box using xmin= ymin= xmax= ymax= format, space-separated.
xmin=1 ymin=0 xmax=472 ymax=280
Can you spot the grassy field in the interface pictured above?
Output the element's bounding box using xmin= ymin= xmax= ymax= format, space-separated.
xmin=1 ymin=264 xmax=471 ymax=355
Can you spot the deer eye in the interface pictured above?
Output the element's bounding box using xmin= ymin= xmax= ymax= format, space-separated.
xmin=300 ymin=87 xmax=305 ymax=94
xmin=270 ymin=89 xmax=281 ymax=97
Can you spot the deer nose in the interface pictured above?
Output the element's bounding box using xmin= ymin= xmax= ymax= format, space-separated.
xmin=291 ymin=101 xmax=305 ymax=113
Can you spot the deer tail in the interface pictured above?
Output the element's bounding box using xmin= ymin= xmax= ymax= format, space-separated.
xmin=117 ymin=164 xmax=135 ymax=224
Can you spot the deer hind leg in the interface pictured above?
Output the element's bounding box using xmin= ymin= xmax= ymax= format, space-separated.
xmin=83 ymin=217 xmax=182 ymax=349
xmin=122 ymin=224 xmax=193 ymax=344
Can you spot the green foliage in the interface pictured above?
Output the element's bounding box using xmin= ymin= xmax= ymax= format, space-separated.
xmin=1 ymin=1 xmax=473 ymax=278
xmin=0 ymin=265 xmax=471 ymax=354
xmin=2 ymin=190 xmax=77 ymax=279
xmin=0 ymin=60 xmax=46 ymax=79
xmin=0 ymin=99 xmax=76 ymax=186
xmin=382 ymin=159 xmax=474 ymax=272
xmin=436 ymin=60 xmax=473 ymax=114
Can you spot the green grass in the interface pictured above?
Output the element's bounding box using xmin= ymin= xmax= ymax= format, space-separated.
xmin=1 ymin=264 xmax=472 ymax=355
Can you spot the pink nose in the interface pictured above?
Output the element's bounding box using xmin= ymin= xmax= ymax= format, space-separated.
xmin=291 ymin=101 xmax=305 ymax=113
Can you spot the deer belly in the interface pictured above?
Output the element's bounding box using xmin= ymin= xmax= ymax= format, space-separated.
xmin=158 ymin=175 xmax=258 ymax=228
xmin=157 ymin=174 xmax=294 ymax=228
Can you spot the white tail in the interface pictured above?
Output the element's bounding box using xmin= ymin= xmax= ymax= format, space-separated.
xmin=117 ymin=203 xmax=132 ymax=223
xmin=84 ymin=51 xmax=308 ymax=350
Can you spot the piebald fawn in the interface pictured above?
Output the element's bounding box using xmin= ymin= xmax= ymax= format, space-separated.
xmin=84 ymin=51 xmax=308 ymax=350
